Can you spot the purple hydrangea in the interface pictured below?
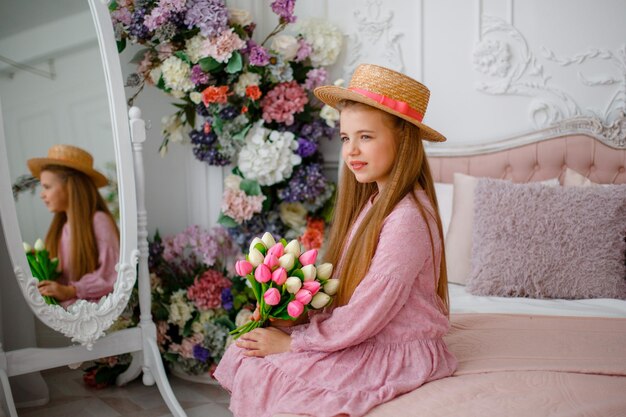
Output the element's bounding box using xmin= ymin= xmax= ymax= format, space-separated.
xmin=190 ymin=65 xmax=210 ymax=85
xmin=300 ymin=118 xmax=337 ymax=142
xmin=192 ymin=145 xmax=231 ymax=166
xmin=278 ymin=163 xmax=328 ymax=203
xmin=129 ymin=7 xmax=151 ymax=40
xmin=297 ymin=137 xmax=317 ymax=158
xmin=304 ymin=68 xmax=328 ymax=90
xmin=219 ymin=106 xmax=238 ymax=120
xmin=271 ymin=0 xmax=296 ymax=23
xmin=193 ymin=344 xmax=211 ymax=363
xmin=221 ymin=288 xmax=233 ymax=311
xmin=227 ymin=211 xmax=287 ymax=251
xmin=184 ymin=0 xmax=229 ymax=38
xmin=295 ymin=39 xmax=312 ymax=62
xmin=247 ymin=40 xmax=270 ymax=67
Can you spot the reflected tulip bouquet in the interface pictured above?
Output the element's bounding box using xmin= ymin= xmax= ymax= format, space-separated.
xmin=230 ymin=232 xmax=338 ymax=338
xmin=23 ymin=238 xmax=59 ymax=305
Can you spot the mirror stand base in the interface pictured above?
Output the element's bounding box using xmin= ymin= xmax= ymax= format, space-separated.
xmin=0 ymin=367 xmax=17 ymax=417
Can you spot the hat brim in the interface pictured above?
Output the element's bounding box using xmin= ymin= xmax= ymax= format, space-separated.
xmin=27 ymin=158 xmax=109 ymax=188
xmin=314 ymin=85 xmax=446 ymax=142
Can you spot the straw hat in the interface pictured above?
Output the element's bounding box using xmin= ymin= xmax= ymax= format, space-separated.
xmin=314 ymin=64 xmax=446 ymax=142
xmin=27 ymin=144 xmax=108 ymax=188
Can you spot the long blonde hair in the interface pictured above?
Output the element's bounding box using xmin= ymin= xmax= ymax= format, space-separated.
xmin=324 ymin=101 xmax=449 ymax=313
xmin=44 ymin=165 xmax=119 ymax=281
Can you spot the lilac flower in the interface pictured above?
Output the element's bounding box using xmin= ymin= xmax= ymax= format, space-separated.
xmin=271 ymin=0 xmax=296 ymax=23
xmin=278 ymin=162 xmax=328 ymax=203
xmin=295 ymin=39 xmax=312 ymax=62
xmin=301 ymin=118 xmax=337 ymax=142
xmin=190 ymin=65 xmax=210 ymax=85
xmin=247 ymin=40 xmax=270 ymax=67
xmin=129 ymin=7 xmax=151 ymax=40
xmin=297 ymin=137 xmax=317 ymax=158
xmin=184 ymin=0 xmax=229 ymax=38
xmin=304 ymin=68 xmax=328 ymax=91
xmin=221 ymin=288 xmax=233 ymax=311
xmin=193 ymin=344 xmax=211 ymax=363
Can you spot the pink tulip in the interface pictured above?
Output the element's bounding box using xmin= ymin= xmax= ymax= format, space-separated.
xmin=264 ymin=288 xmax=281 ymax=306
xmin=271 ymin=267 xmax=288 ymax=285
xmin=267 ymin=243 xmax=284 ymax=258
xmin=254 ymin=263 xmax=272 ymax=283
xmin=235 ymin=260 xmax=253 ymax=277
xmin=295 ymin=289 xmax=312 ymax=305
xmin=299 ymin=249 xmax=318 ymax=266
xmin=302 ymin=280 xmax=321 ymax=295
xmin=287 ymin=300 xmax=304 ymax=318
xmin=263 ymin=254 xmax=279 ymax=270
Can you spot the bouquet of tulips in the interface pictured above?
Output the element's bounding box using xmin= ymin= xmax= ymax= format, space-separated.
xmin=23 ymin=238 xmax=59 ymax=305
xmin=230 ymin=232 xmax=338 ymax=339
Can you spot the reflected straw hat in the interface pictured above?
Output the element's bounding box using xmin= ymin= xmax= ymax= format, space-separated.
xmin=27 ymin=144 xmax=108 ymax=188
xmin=314 ymin=64 xmax=446 ymax=142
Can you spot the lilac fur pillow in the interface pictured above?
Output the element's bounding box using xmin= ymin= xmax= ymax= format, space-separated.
xmin=467 ymin=179 xmax=626 ymax=300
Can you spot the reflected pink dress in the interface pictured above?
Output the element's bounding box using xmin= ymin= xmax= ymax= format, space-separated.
xmin=215 ymin=191 xmax=457 ymax=417
xmin=58 ymin=211 xmax=119 ymax=308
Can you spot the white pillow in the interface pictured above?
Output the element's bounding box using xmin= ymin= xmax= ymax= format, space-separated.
xmin=445 ymin=173 xmax=560 ymax=285
xmin=434 ymin=182 xmax=453 ymax=238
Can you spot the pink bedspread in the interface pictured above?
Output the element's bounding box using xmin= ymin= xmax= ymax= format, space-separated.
xmin=276 ymin=313 xmax=626 ymax=417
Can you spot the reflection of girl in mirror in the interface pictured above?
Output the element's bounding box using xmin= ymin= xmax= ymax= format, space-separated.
xmin=27 ymin=144 xmax=119 ymax=308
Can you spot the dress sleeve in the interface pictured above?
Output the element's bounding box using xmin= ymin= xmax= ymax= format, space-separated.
xmin=71 ymin=212 xmax=120 ymax=300
xmin=290 ymin=201 xmax=436 ymax=353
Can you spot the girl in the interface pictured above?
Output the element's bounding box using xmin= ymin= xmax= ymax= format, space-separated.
xmin=215 ymin=64 xmax=457 ymax=417
xmin=27 ymin=144 xmax=119 ymax=308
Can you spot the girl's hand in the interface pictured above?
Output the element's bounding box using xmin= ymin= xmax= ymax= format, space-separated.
xmin=236 ymin=327 xmax=291 ymax=357
xmin=37 ymin=281 xmax=76 ymax=301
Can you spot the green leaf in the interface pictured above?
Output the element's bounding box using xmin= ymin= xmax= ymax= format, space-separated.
xmin=108 ymin=1 xmax=119 ymax=11
xmin=240 ymin=179 xmax=262 ymax=196
xmin=156 ymin=75 xmax=166 ymax=90
xmin=116 ymin=38 xmax=126 ymax=54
xmin=212 ymin=116 xmax=224 ymax=134
xmin=174 ymin=51 xmax=192 ymax=65
xmin=199 ymin=57 xmax=222 ymax=73
xmin=214 ymin=316 xmax=236 ymax=331
xmin=218 ymin=213 xmax=239 ymax=228
xmin=292 ymin=269 xmax=304 ymax=280
xmin=231 ymin=123 xmax=252 ymax=142
xmin=225 ymin=51 xmax=243 ymax=74
xmin=184 ymin=105 xmax=196 ymax=129
xmin=254 ymin=242 xmax=267 ymax=256
xmin=280 ymin=238 xmax=288 ymax=247
xmin=247 ymin=275 xmax=261 ymax=301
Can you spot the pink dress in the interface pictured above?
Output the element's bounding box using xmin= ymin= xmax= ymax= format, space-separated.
xmin=58 ymin=211 xmax=119 ymax=308
xmin=215 ymin=191 xmax=457 ymax=417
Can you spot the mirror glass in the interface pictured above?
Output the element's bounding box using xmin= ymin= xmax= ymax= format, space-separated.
xmin=0 ymin=2 xmax=123 ymax=315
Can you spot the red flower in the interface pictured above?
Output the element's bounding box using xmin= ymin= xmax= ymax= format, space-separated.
xmin=245 ymin=85 xmax=262 ymax=101
xmin=201 ymin=86 xmax=229 ymax=106
xmin=83 ymin=368 xmax=109 ymax=389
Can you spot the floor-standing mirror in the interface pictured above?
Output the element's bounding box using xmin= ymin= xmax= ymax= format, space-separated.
xmin=0 ymin=1 xmax=186 ymax=416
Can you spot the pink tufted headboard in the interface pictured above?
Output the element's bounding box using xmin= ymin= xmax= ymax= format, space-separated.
xmin=427 ymin=134 xmax=626 ymax=185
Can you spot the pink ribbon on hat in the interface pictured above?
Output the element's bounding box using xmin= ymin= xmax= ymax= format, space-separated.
xmin=349 ymin=87 xmax=424 ymax=122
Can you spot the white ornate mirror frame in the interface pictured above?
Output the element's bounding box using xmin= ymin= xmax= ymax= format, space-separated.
xmin=0 ymin=1 xmax=186 ymax=416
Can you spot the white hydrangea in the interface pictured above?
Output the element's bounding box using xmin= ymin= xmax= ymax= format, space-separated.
xmin=161 ymin=56 xmax=194 ymax=92
xmin=320 ymin=104 xmax=340 ymax=128
xmin=271 ymin=34 xmax=299 ymax=61
xmin=224 ymin=174 xmax=243 ymax=191
xmin=228 ymin=8 xmax=253 ymax=27
xmin=167 ymin=289 xmax=193 ymax=328
xmin=161 ymin=114 xmax=186 ymax=143
xmin=238 ymin=122 xmax=302 ymax=186
xmin=296 ymin=18 xmax=343 ymax=66
xmin=185 ymin=34 xmax=209 ymax=64
xmin=234 ymin=72 xmax=262 ymax=96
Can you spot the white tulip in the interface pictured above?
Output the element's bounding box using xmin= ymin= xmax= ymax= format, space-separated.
xmin=248 ymin=248 xmax=265 ymax=267
xmin=249 ymin=237 xmax=264 ymax=254
xmin=23 ymin=242 xmax=32 ymax=253
xmin=316 ymin=263 xmax=333 ymax=280
xmin=323 ymin=279 xmax=339 ymax=296
xmin=311 ymin=292 xmax=332 ymax=309
xmin=278 ymin=253 xmax=295 ymax=270
xmin=284 ymin=239 xmax=301 ymax=258
xmin=34 ymin=238 xmax=45 ymax=252
xmin=285 ymin=277 xmax=302 ymax=294
xmin=261 ymin=232 xmax=276 ymax=248
xmin=301 ymin=264 xmax=316 ymax=281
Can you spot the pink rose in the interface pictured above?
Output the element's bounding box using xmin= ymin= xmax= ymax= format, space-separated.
xmin=287 ymin=300 xmax=304 ymax=318
xmin=264 ymin=288 xmax=281 ymax=306
xmin=299 ymin=249 xmax=318 ymax=266
xmin=302 ymin=280 xmax=321 ymax=295
xmin=272 ymin=267 xmax=288 ymax=286
xmin=295 ymin=289 xmax=312 ymax=305
xmin=235 ymin=260 xmax=253 ymax=276
xmin=254 ymin=263 xmax=272 ymax=283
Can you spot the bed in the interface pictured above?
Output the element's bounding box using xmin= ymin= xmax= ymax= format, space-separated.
xmin=277 ymin=126 xmax=626 ymax=417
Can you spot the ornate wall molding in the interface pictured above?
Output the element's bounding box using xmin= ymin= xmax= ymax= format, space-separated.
xmin=342 ymin=0 xmax=407 ymax=79
xmin=472 ymin=15 xmax=626 ymax=145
